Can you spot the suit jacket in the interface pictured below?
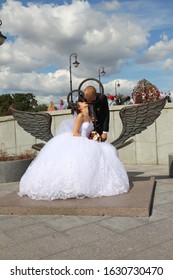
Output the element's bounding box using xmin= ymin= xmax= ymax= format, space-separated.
xmin=93 ymin=94 xmax=109 ymax=135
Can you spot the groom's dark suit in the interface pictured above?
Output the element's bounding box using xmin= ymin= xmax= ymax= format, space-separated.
xmin=93 ymin=93 xmax=109 ymax=135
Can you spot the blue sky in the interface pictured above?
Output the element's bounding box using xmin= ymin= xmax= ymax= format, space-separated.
xmin=0 ymin=0 xmax=173 ymax=104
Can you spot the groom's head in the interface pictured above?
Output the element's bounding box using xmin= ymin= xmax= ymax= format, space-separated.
xmin=84 ymin=86 xmax=96 ymax=103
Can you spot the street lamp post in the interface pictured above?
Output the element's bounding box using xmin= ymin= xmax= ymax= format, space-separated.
xmin=0 ymin=19 xmax=7 ymax=46
xmin=69 ymin=53 xmax=80 ymax=93
xmin=115 ymin=80 xmax=120 ymax=96
xmin=98 ymin=66 xmax=106 ymax=82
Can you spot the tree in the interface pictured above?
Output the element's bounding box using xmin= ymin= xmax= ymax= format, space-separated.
xmin=35 ymin=104 xmax=48 ymax=111
xmin=0 ymin=94 xmax=13 ymax=116
xmin=0 ymin=93 xmax=38 ymax=116
xmin=12 ymin=93 xmax=38 ymax=111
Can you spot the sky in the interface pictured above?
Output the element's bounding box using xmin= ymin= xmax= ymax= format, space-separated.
xmin=0 ymin=0 xmax=173 ymax=105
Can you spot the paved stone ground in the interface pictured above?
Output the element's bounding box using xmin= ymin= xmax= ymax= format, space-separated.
xmin=0 ymin=177 xmax=155 ymax=217
xmin=0 ymin=164 xmax=173 ymax=260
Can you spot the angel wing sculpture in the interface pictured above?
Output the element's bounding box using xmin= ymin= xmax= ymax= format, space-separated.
xmin=9 ymin=108 xmax=53 ymax=151
xmin=9 ymin=78 xmax=167 ymax=151
xmin=10 ymin=109 xmax=53 ymax=142
xmin=111 ymin=96 xmax=167 ymax=149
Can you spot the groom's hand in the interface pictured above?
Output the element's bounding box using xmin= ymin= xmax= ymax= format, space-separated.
xmin=101 ymin=133 xmax=107 ymax=142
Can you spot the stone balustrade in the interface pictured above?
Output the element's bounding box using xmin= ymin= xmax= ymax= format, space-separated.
xmin=1 ymin=102 xmax=173 ymax=165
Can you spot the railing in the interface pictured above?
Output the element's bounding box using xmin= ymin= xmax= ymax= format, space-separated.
xmin=1 ymin=103 xmax=173 ymax=165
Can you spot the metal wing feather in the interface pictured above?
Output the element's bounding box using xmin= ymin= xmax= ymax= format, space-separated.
xmin=10 ymin=107 xmax=53 ymax=142
xmin=111 ymin=97 xmax=167 ymax=149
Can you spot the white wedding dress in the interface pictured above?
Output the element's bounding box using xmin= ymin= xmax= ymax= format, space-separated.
xmin=19 ymin=119 xmax=130 ymax=200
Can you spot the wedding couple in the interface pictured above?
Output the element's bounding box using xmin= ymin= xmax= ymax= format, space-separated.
xmin=19 ymin=86 xmax=130 ymax=200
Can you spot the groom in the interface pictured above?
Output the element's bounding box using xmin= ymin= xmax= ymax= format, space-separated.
xmin=83 ymin=85 xmax=109 ymax=142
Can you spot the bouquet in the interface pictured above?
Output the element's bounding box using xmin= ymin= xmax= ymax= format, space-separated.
xmin=88 ymin=131 xmax=101 ymax=142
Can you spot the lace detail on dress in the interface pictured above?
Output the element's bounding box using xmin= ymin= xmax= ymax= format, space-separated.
xmin=19 ymin=120 xmax=129 ymax=200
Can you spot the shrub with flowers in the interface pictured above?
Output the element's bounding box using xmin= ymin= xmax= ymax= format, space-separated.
xmin=0 ymin=149 xmax=37 ymax=161
xmin=132 ymin=79 xmax=160 ymax=104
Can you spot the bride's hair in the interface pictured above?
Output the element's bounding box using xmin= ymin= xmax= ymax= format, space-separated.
xmin=71 ymin=102 xmax=81 ymax=115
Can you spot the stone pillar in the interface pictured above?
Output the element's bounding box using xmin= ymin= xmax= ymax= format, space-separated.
xmin=169 ymin=153 xmax=173 ymax=178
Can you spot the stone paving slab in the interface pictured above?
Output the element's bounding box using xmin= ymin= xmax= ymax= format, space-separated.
xmin=1 ymin=165 xmax=173 ymax=260
xmin=0 ymin=177 xmax=155 ymax=217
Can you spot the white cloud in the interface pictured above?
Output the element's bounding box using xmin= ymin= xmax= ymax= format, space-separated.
xmin=1 ymin=0 xmax=172 ymax=102
xmin=160 ymin=32 xmax=169 ymax=42
xmin=0 ymin=0 xmax=147 ymax=101
xmin=163 ymin=58 xmax=173 ymax=71
xmin=104 ymin=79 xmax=135 ymax=96
xmin=140 ymin=38 xmax=173 ymax=63
xmin=101 ymin=0 xmax=120 ymax=11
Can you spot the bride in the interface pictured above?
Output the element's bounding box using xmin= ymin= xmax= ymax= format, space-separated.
xmin=19 ymin=101 xmax=130 ymax=200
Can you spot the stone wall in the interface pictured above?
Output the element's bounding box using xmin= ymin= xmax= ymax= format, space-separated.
xmin=1 ymin=103 xmax=173 ymax=165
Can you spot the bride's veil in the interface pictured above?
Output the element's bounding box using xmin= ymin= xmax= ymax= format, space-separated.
xmin=56 ymin=113 xmax=77 ymax=135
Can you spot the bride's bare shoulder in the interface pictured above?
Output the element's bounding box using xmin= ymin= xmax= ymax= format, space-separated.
xmin=76 ymin=112 xmax=84 ymax=120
